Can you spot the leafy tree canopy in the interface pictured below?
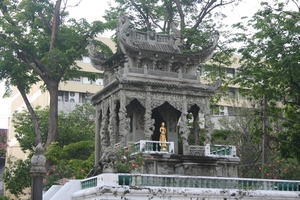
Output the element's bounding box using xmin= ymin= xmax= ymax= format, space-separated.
xmin=0 ymin=0 xmax=110 ymax=148
xmin=233 ymin=1 xmax=300 ymax=161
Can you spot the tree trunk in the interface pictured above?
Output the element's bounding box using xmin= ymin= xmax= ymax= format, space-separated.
xmin=45 ymin=81 xmax=59 ymax=149
xmin=17 ymin=85 xmax=42 ymax=145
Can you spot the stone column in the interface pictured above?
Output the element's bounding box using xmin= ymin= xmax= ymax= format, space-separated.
xmin=30 ymin=143 xmax=46 ymax=200
xmin=204 ymin=97 xmax=213 ymax=144
xmin=118 ymin=90 xmax=128 ymax=146
xmin=100 ymin=106 xmax=109 ymax=152
xmin=108 ymin=98 xmax=116 ymax=147
xmin=144 ymin=92 xmax=153 ymax=140
xmin=179 ymin=95 xmax=190 ymax=155
xmin=94 ymin=107 xmax=100 ymax=166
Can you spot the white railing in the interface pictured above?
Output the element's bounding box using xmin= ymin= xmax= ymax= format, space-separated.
xmin=188 ymin=144 xmax=237 ymax=157
xmin=205 ymin=144 xmax=237 ymax=157
xmin=135 ymin=140 xmax=174 ymax=154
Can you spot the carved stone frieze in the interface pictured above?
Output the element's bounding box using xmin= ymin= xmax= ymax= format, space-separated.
xmin=151 ymin=100 xmax=165 ymax=109
xmin=168 ymin=101 xmax=182 ymax=111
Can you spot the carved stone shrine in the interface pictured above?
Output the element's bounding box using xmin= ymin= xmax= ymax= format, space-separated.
xmin=89 ymin=16 xmax=239 ymax=177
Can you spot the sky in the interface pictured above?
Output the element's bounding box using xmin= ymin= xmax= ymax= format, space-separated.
xmin=0 ymin=0 xmax=274 ymax=128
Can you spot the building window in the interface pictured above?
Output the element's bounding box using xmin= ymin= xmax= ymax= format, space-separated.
xmin=226 ymin=68 xmax=235 ymax=78
xmin=82 ymin=77 xmax=92 ymax=84
xmin=82 ymin=56 xmax=91 ymax=63
xmin=228 ymin=88 xmax=236 ymax=99
xmin=58 ymin=91 xmax=63 ymax=102
xmin=81 ymin=93 xmax=88 ymax=103
xmin=69 ymin=77 xmax=81 ymax=82
xmin=95 ymin=78 xmax=104 ymax=85
xmin=64 ymin=91 xmax=69 ymax=102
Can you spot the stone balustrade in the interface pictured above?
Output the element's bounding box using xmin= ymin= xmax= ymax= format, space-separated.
xmin=73 ymin=173 xmax=300 ymax=200
xmin=103 ymin=66 xmax=200 ymax=86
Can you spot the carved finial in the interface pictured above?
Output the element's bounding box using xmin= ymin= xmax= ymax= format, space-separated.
xmin=35 ymin=143 xmax=44 ymax=155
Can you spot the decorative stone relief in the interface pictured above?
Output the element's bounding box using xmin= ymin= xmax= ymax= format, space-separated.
xmin=168 ymin=101 xmax=182 ymax=111
xmin=99 ymin=148 xmax=116 ymax=173
xmin=151 ymin=100 xmax=165 ymax=109
xmin=154 ymin=59 xmax=168 ymax=71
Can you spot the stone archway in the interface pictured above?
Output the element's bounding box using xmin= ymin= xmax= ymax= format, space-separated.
xmin=152 ymin=102 xmax=181 ymax=154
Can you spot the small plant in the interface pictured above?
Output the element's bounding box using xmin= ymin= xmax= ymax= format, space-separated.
xmin=115 ymin=144 xmax=151 ymax=173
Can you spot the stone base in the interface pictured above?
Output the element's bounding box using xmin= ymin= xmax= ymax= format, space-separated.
xmin=144 ymin=154 xmax=240 ymax=177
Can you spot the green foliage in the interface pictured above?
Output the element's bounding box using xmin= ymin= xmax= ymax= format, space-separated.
xmin=12 ymin=103 xmax=95 ymax=152
xmin=115 ymin=144 xmax=151 ymax=173
xmin=0 ymin=196 xmax=12 ymax=200
xmin=43 ymin=140 xmax=94 ymax=189
xmin=233 ymin=1 xmax=300 ymax=162
xmin=5 ymin=103 xmax=95 ymax=193
xmin=3 ymin=157 xmax=31 ymax=197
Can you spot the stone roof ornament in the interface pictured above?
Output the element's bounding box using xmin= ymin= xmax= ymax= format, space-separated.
xmin=87 ymin=39 xmax=108 ymax=71
xmin=170 ymin=21 xmax=183 ymax=52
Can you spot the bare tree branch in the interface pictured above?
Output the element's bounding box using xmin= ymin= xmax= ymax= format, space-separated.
xmin=174 ymin=0 xmax=185 ymax=29
xmin=193 ymin=0 xmax=235 ymax=29
xmin=50 ymin=0 xmax=62 ymax=50
xmin=129 ymin=0 xmax=151 ymax=31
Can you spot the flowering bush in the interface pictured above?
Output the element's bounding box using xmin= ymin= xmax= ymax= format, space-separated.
xmin=43 ymin=161 xmax=74 ymax=190
xmin=115 ymin=144 xmax=151 ymax=173
xmin=262 ymin=158 xmax=300 ymax=180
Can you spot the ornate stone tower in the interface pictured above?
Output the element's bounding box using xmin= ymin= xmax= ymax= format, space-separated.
xmin=89 ymin=16 xmax=238 ymax=176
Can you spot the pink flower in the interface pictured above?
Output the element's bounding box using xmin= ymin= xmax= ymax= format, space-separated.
xmin=151 ymin=156 xmax=154 ymax=159
xmin=80 ymin=169 xmax=85 ymax=173
xmin=52 ymin=168 xmax=56 ymax=172
xmin=142 ymin=162 xmax=145 ymax=165
xmin=46 ymin=172 xmax=49 ymax=176
xmin=135 ymin=164 xmax=139 ymax=168
xmin=269 ymin=164 xmax=272 ymax=167
xmin=266 ymin=173 xmax=270 ymax=176
xmin=277 ymin=160 xmax=280 ymax=163
xmin=258 ymin=167 xmax=262 ymax=171
xmin=125 ymin=149 xmax=129 ymax=153
xmin=132 ymin=163 xmax=135 ymax=167
xmin=43 ymin=178 xmax=46 ymax=183
xmin=274 ymin=176 xmax=277 ymax=180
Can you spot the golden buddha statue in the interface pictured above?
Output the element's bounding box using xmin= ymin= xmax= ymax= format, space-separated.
xmin=159 ymin=122 xmax=167 ymax=152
